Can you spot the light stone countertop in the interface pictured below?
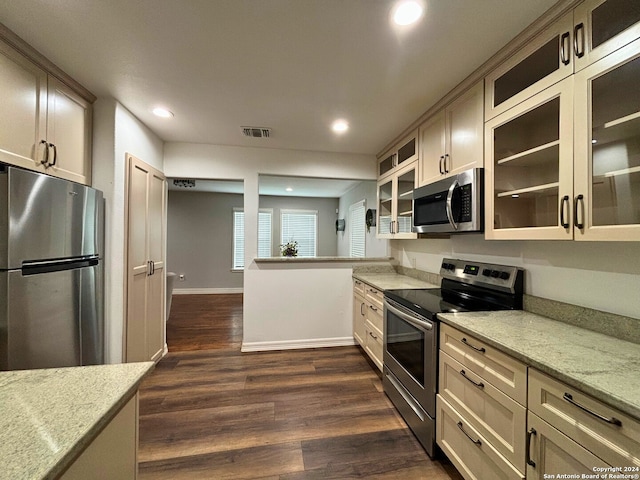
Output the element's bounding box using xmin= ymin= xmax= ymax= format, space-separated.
xmin=353 ymin=272 xmax=439 ymax=291
xmin=254 ymin=256 xmax=393 ymax=263
xmin=0 ymin=362 xmax=155 ymax=480
xmin=437 ymin=310 xmax=640 ymax=421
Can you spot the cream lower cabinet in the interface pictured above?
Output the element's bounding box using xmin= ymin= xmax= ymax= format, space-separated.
xmin=352 ymin=280 xmax=384 ymax=371
xmin=437 ymin=324 xmax=527 ymax=480
xmin=0 ymin=37 xmax=92 ymax=185
xmin=61 ymin=394 xmax=139 ymax=480
xmin=528 ymin=369 xmax=640 ymax=470
xmin=353 ymin=280 xmax=366 ymax=347
xmin=126 ymin=155 xmax=167 ymax=363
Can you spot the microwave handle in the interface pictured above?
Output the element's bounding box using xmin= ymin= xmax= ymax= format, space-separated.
xmin=446 ymin=179 xmax=459 ymax=230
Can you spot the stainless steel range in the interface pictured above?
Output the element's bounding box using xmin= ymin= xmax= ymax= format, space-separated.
xmin=383 ymin=258 xmax=523 ymax=457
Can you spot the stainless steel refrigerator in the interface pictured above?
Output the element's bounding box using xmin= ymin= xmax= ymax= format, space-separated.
xmin=0 ymin=165 xmax=104 ymax=370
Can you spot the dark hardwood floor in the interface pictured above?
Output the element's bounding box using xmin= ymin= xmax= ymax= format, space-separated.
xmin=138 ymin=294 xmax=463 ymax=479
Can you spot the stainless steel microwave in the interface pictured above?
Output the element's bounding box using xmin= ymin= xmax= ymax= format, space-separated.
xmin=412 ymin=168 xmax=483 ymax=233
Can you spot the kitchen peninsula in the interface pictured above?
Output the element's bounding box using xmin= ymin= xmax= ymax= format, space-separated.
xmin=0 ymin=362 xmax=154 ymax=480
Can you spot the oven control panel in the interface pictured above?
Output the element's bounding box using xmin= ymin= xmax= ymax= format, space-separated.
xmin=440 ymin=258 xmax=523 ymax=294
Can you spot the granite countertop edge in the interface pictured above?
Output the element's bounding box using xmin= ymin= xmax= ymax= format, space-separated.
xmin=46 ymin=363 xmax=154 ymax=480
xmin=437 ymin=311 xmax=640 ymax=421
xmin=352 ymin=272 xmax=439 ymax=291
xmin=254 ymin=256 xmax=393 ymax=263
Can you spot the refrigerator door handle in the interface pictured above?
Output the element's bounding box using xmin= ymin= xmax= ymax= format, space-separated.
xmin=21 ymin=256 xmax=99 ymax=275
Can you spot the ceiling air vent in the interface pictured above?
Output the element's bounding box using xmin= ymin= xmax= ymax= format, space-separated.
xmin=241 ymin=126 xmax=271 ymax=138
xmin=173 ymin=179 xmax=196 ymax=188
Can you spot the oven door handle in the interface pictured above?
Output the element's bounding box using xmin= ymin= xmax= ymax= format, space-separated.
xmin=446 ymin=179 xmax=459 ymax=230
xmin=384 ymin=299 xmax=433 ymax=331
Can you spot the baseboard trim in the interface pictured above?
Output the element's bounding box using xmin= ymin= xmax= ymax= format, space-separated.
xmin=241 ymin=337 xmax=356 ymax=352
xmin=172 ymin=288 xmax=244 ymax=295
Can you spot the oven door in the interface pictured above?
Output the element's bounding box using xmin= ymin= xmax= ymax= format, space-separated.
xmin=383 ymin=298 xmax=438 ymax=417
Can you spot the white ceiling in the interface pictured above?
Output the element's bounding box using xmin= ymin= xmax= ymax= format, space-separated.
xmin=0 ymin=0 xmax=558 ymax=155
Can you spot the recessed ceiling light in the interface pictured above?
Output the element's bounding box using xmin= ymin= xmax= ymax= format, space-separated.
xmin=152 ymin=107 xmax=174 ymax=118
xmin=393 ymin=1 xmax=424 ymax=26
xmin=285 ymin=187 xmax=293 ymax=192
xmin=331 ymin=119 xmax=349 ymax=134
xmin=592 ymin=139 xmax=598 ymax=144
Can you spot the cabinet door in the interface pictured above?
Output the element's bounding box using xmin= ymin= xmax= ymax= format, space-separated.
xmin=364 ymin=320 xmax=383 ymax=371
xmin=395 ymin=131 xmax=418 ymax=169
xmin=574 ymin=0 xmax=640 ymax=72
xmin=526 ymin=412 xmax=610 ymax=480
xmin=485 ymin=12 xmax=574 ymax=120
xmin=353 ymin=293 xmax=366 ymax=347
xmin=393 ymin=162 xmax=417 ymax=238
xmin=377 ymin=177 xmax=394 ymax=238
xmin=0 ymin=40 xmax=47 ymax=171
xmin=574 ymin=38 xmax=640 ymax=240
xmin=485 ymin=77 xmax=574 ymax=240
xmin=419 ymin=110 xmax=446 ymax=186
xmin=46 ymin=76 xmax=92 ymax=185
xmin=378 ymin=150 xmax=396 ymax=179
xmin=446 ymin=81 xmax=484 ymax=177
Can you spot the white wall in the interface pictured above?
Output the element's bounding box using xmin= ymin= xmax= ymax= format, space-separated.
xmin=392 ymin=235 xmax=640 ymax=319
xmin=337 ymin=180 xmax=388 ymax=258
xmin=93 ymin=98 xmax=164 ymax=363
xmin=164 ymin=142 xmax=377 ymax=348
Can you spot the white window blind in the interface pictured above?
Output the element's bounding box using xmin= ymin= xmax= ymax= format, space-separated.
xmin=233 ymin=209 xmax=273 ymax=270
xmin=350 ymin=201 xmax=366 ymax=258
xmin=281 ymin=210 xmax=317 ymax=257
xmin=233 ymin=209 xmax=244 ymax=270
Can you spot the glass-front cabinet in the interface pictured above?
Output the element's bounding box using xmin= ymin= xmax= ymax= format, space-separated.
xmin=378 ymin=130 xmax=418 ymax=179
xmin=377 ymin=161 xmax=417 ymax=239
xmin=574 ymin=37 xmax=640 ymax=240
xmin=485 ymin=78 xmax=574 ymax=240
xmin=573 ymin=0 xmax=640 ymax=72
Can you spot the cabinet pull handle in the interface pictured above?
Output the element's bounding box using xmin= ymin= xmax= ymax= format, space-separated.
xmin=560 ymin=31 xmax=571 ymax=65
xmin=439 ymin=156 xmax=444 ymax=174
xmin=460 ymin=370 xmax=484 ymax=389
xmin=369 ymin=331 xmax=378 ymax=340
xmin=562 ymin=393 xmax=622 ymax=426
xmin=457 ymin=421 xmax=481 ymax=446
xmin=560 ymin=195 xmax=570 ymax=228
xmin=574 ymin=194 xmax=585 ymax=230
xmin=444 ymin=153 xmax=450 ymax=173
xmin=461 ymin=337 xmax=486 ymax=353
xmin=40 ymin=140 xmax=49 ymax=165
xmin=369 ymin=305 xmax=378 ymax=312
xmin=526 ymin=428 xmax=536 ymax=467
xmin=49 ymin=143 xmax=58 ymax=167
xmin=574 ymin=22 xmax=585 ymax=58
xmin=360 ymin=302 xmax=365 ymax=316
xmin=147 ymin=261 xmax=152 ymax=276
xmin=355 ymin=280 xmax=362 ymax=285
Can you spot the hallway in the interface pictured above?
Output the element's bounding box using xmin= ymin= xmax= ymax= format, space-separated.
xmin=137 ymin=294 xmax=462 ymax=479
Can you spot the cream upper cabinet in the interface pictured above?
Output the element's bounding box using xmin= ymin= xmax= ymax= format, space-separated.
xmin=45 ymin=76 xmax=92 ymax=185
xmin=573 ymin=0 xmax=640 ymax=72
xmin=573 ymin=37 xmax=640 ymax=241
xmin=419 ymin=81 xmax=484 ymax=187
xmin=485 ymin=77 xmax=574 ymax=240
xmin=0 ymin=40 xmax=47 ymax=173
xmin=378 ymin=130 xmax=418 ymax=179
xmin=0 ymin=37 xmax=93 ymax=185
xmin=485 ymin=12 xmax=574 ymax=121
xmin=377 ymin=160 xmax=417 ymax=239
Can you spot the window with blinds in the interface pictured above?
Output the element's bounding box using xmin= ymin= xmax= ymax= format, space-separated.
xmin=233 ymin=209 xmax=273 ymax=270
xmin=350 ymin=201 xmax=366 ymax=257
xmin=281 ymin=209 xmax=318 ymax=257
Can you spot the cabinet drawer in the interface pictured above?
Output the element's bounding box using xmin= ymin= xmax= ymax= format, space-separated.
xmin=440 ymin=324 xmax=527 ymax=405
xmin=439 ymin=351 xmax=526 ymax=471
xmin=436 ymin=395 xmax=525 ymax=480
xmin=364 ymin=320 xmax=383 ymax=371
xmin=353 ymin=279 xmax=365 ymax=296
xmin=529 ymin=369 xmax=640 ymax=467
xmin=366 ymin=300 xmax=383 ymax=332
xmin=364 ymin=285 xmax=384 ymax=310
xmin=526 ymin=411 xmax=610 ymax=479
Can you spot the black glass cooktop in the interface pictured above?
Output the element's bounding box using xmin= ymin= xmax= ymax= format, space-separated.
xmin=385 ymin=287 xmax=514 ymax=320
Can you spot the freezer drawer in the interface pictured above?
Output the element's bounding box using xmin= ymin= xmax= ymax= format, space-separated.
xmin=0 ymin=263 xmax=103 ymax=370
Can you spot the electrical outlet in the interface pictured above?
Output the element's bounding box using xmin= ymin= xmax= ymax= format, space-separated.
xmin=179 ymin=274 xmax=185 ymax=281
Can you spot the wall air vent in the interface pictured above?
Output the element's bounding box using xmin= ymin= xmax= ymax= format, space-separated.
xmin=241 ymin=126 xmax=271 ymax=138
xmin=173 ymin=179 xmax=196 ymax=188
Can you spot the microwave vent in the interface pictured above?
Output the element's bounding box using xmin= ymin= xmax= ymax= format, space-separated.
xmin=241 ymin=126 xmax=271 ymax=138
